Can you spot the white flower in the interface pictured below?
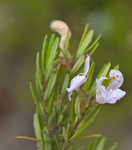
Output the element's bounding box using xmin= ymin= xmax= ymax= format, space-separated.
xmin=50 ymin=20 xmax=71 ymax=49
xmin=67 ymin=55 xmax=91 ymax=101
xmin=96 ymin=69 xmax=126 ymax=104
xmin=67 ymin=75 xmax=86 ymax=101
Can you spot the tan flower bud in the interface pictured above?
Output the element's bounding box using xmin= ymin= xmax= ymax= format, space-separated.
xmin=50 ymin=20 xmax=71 ymax=49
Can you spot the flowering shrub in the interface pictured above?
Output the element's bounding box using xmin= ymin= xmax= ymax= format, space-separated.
xmin=17 ymin=20 xmax=126 ymax=150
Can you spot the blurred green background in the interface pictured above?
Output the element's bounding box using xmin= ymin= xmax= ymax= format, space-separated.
xmin=0 ymin=0 xmax=131 ymax=149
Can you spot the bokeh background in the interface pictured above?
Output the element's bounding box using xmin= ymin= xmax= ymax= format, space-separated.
xmin=0 ymin=0 xmax=131 ymax=149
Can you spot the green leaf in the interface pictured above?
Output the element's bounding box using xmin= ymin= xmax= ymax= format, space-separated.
xmin=46 ymin=34 xmax=56 ymax=66
xmin=33 ymin=113 xmax=44 ymax=150
xmin=77 ymin=29 xmax=94 ymax=57
xmin=79 ymin=134 xmax=102 ymax=139
xmin=83 ymin=61 xmax=95 ymax=91
xmin=75 ymin=96 xmax=81 ymax=119
xmin=96 ymin=137 xmax=107 ymax=150
xmin=34 ymin=113 xmax=42 ymax=139
xmin=54 ymin=136 xmax=61 ymax=150
xmin=109 ymin=143 xmax=117 ymax=150
xmin=87 ymin=137 xmax=100 ymax=150
xmin=89 ymin=62 xmax=111 ymax=97
xmin=16 ymin=136 xmax=38 ymax=141
xmin=47 ymin=88 xmax=56 ymax=113
xmin=56 ymin=93 xmax=63 ymax=113
xmin=62 ymin=33 xmax=71 ymax=56
xmin=79 ymin=24 xmax=89 ymax=48
xmin=48 ymin=107 xmax=56 ymax=127
xmin=71 ymin=106 xmax=101 ymax=140
xmin=43 ymin=127 xmax=52 ymax=150
xmin=66 ymin=123 xmax=71 ymax=137
xmin=113 ymin=65 xmax=119 ymax=70
xmin=57 ymin=114 xmax=63 ymax=125
xmin=89 ymin=42 xmax=99 ymax=56
xmin=71 ymin=93 xmax=77 ymax=123
xmin=44 ymin=73 xmax=57 ymax=100
xmin=45 ymin=65 xmax=53 ymax=81
xmin=63 ymin=127 xmax=68 ymax=141
xmin=62 ymin=105 xmax=68 ymax=118
xmin=41 ymin=35 xmax=48 ymax=75
xmin=96 ymin=62 xmax=111 ymax=79
xmin=102 ymin=78 xmax=113 ymax=88
xmin=61 ymin=73 xmax=70 ymax=94
xmin=29 ymin=81 xmax=38 ymax=105
xmin=30 ymin=82 xmax=43 ymax=118
xmin=87 ymin=34 xmax=102 ymax=52
xmin=45 ymin=35 xmax=59 ymax=81
xmin=71 ymin=55 xmax=85 ymax=74
xmin=35 ymin=52 xmax=43 ymax=96
xmin=47 ymin=37 xmax=59 ymax=65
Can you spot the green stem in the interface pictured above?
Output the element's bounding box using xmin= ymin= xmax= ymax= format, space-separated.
xmin=63 ymin=96 xmax=95 ymax=150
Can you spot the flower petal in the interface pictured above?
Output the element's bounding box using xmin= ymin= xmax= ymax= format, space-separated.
xmin=108 ymin=69 xmax=124 ymax=89
xmin=106 ymin=89 xmax=126 ymax=104
xmin=96 ymin=78 xmax=108 ymax=104
xmin=67 ymin=75 xmax=86 ymax=92
xmin=67 ymin=55 xmax=91 ymax=101
xmin=66 ymin=75 xmax=86 ymax=101
xmin=84 ymin=55 xmax=91 ymax=76
xmin=68 ymin=91 xmax=72 ymax=101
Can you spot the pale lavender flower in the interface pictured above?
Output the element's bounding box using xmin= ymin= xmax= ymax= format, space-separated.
xmin=67 ymin=55 xmax=91 ymax=101
xmin=96 ymin=69 xmax=126 ymax=104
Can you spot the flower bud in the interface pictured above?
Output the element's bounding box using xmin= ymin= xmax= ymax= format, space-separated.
xmin=50 ymin=20 xmax=71 ymax=49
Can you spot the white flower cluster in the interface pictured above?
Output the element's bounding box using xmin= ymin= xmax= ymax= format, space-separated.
xmin=67 ymin=56 xmax=126 ymax=104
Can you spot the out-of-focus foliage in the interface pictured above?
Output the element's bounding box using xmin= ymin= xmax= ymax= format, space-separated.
xmin=0 ymin=0 xmax=131 ymax=150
